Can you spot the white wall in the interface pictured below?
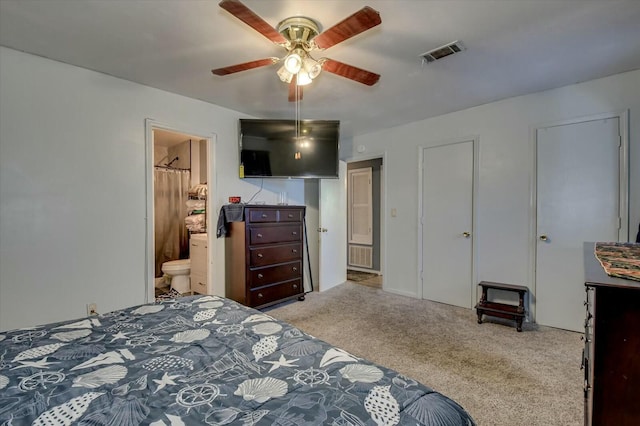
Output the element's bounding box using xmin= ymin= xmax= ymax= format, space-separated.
xmin=2 ymin=46 xmax=637 ymax=330
xmin=0 ymin=47 xmax=303 ymax=330
xmin=353 ymin=69 xmax=640 ymax=299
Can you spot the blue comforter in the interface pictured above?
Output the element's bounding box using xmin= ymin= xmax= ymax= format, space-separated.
xmin=0 ymin=295 xmax=475 ymax=425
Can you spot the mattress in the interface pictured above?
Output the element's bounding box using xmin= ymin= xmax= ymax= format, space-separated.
xmin=0 ymin=295 xmax=475 ymax=425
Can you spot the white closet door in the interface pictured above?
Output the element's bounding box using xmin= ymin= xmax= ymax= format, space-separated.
xmin=422 ymin=141 xmax=474 ymax=308
xmin=536 ymin=117 xmax=621 ymax=331
xmin=348 ymin=167 xmax=373 ymax=245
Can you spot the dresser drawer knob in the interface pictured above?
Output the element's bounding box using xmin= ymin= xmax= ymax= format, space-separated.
xmin=288 ymin=213 xmax=294 ymax=218
xmin=292 ymin=267 xmax=298 ymax=272
xmin=257 ymin=253 xmax=263 ymax=258
xmin=258 ymin=273 xmax=264 ymax=279
xmin=292 ymin=284 xmax=298 ymax=289
xmin=292 ymin=249 xmax=297 ymax=253
xmin=258 ymin=293 xmax=263 ymax=298
xmin=292 ymin=231 xmax=297 ymax=236
xmin=261 ymin=214 xmax=268 ymax=218
xmin=257 ymin=233 xmax=263 ymax=238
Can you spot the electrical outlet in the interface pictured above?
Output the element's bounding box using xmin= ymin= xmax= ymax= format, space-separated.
xmin=87 ymin=303 xmax=98 ymax=316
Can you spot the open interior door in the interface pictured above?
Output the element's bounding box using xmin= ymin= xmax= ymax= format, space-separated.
xmin=318 ymin=161 xmax=347 ymax=291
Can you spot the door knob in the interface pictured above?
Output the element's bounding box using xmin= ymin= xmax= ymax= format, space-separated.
xmin=539 ymin=235 xmax=548 ymax=241
xmin=462 ymin=232 xmax=471 ymax=238
xmin=317 ymin=228 xmax=328 ymax=233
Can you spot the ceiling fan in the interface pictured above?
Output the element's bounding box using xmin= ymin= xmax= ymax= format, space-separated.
xmin=212 ymin=0 xmax=382 ymax=101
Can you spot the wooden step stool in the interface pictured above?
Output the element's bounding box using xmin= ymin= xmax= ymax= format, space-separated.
xmin=475 ymin=281 xmax=528 ymax=332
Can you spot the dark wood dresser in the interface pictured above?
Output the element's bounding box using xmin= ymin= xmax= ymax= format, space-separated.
xmin=225 ymin=205 xmax=306 ymax=308
xmin=583 ymin=243 xmax=640 ymax=426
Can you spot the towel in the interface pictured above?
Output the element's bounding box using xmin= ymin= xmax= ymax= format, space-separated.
xmin=216 ymin=204 xmax=245 ymax=238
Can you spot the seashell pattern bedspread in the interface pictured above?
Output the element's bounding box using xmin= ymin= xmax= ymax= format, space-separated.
xmin=0 ymin=295 xmax=475 ymax=425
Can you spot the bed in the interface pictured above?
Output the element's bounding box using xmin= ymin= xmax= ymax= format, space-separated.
xmin=0 ymin=295 xmax=475 ymax=425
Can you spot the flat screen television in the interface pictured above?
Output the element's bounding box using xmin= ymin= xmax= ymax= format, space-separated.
xmin=239 ymin=119 xmax=340 ymax=179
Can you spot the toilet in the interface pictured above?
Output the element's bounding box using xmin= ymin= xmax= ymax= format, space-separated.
xmin=161 ymin=259 xmax=191 ymax=294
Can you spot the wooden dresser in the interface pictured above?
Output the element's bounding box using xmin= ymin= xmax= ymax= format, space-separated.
xmin=225 ymin=205 xmax=306 ymax=308
xmin=583 ymin=243 xmax=640 ymax=426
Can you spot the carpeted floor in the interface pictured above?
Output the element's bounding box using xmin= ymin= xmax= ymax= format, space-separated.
xmin=266 ymin=282 xmax=583 ymax=426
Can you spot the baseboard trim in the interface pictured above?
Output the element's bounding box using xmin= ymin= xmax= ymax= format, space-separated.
xmin=382 ymin=287 xmax=418 ymax=298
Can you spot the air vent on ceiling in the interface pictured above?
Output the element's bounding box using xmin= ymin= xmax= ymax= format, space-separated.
xmin=420 ymin=40 xmax=465 ymax=63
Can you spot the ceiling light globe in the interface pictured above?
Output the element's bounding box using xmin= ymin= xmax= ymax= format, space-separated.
xmin=296 ymin=70 xmax=312 ymax=86
xmin=308 ymin=63 xmax=322 ymax=80
xmin=284 ymin=53 xmax=302 ymax=74
xmin=277 ymin=65 xmax=293 ymax=83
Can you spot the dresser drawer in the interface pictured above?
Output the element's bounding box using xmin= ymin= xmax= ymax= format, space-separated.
xmin=250 ymin=225 xmax=302 ymax=245
xmin=249 ymin=279 xmax=303 ymax=306
xmin=247 ymin=209 xmax=278 ymax=223
xmin=249 ymin=261 xmax=302 ymax=288
xmin=250 ymin=243 xmax=302 ymax=267
xmin=279 ymin=209 xmax=303 ymax=222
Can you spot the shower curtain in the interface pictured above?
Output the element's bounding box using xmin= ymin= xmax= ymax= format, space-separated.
xmin=154 ymin=168 xmax=190 ymax=277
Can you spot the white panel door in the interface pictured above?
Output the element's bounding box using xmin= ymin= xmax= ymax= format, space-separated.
xmin=536 ymin=118 xmax=620 ymax=331
xmin=319 ymin=161 xmax=347 ymax=292
xmin=422 ymin=141 xmax=474 ymax=308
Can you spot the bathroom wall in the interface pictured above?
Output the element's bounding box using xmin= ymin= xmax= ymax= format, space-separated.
xmin=154 ymin=145 xmax=169 ymax=165
xmin=189 ymin=139 xmax=208 ymax=188
xmin=168 ymin=140 xmax=191 ymax=170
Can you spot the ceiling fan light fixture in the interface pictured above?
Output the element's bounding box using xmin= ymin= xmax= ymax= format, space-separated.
xmin=214 ymin=1 xmax=382 ymax=99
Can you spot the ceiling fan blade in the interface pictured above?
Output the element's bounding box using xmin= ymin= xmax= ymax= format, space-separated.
xmin=321 ymin=58 xmax=380 ymax=86
xmin=212 ymin=57 xmax=279 ymax=76
xmin=288 ymin=76 xmax=303 ymax=102
xmin=313 ymin=6 xmax=381 ymax=50
xmin=219 ymin=0 xmax=287 ymax=45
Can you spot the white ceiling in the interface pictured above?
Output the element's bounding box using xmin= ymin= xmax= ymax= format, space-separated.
xmin=2 ymin=0 xmax=640 ymax=138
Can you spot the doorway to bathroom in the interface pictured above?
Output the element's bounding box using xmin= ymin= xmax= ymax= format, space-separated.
xmin=145 ymin=120 xmax=215 ymax=303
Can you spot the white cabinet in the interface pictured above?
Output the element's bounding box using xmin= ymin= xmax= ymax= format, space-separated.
xmin=190 ymin=234 xmax=208 ymax=294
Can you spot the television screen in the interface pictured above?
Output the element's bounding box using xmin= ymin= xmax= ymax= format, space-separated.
xmin=239 ymin=119 xmax=340 ymax=179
